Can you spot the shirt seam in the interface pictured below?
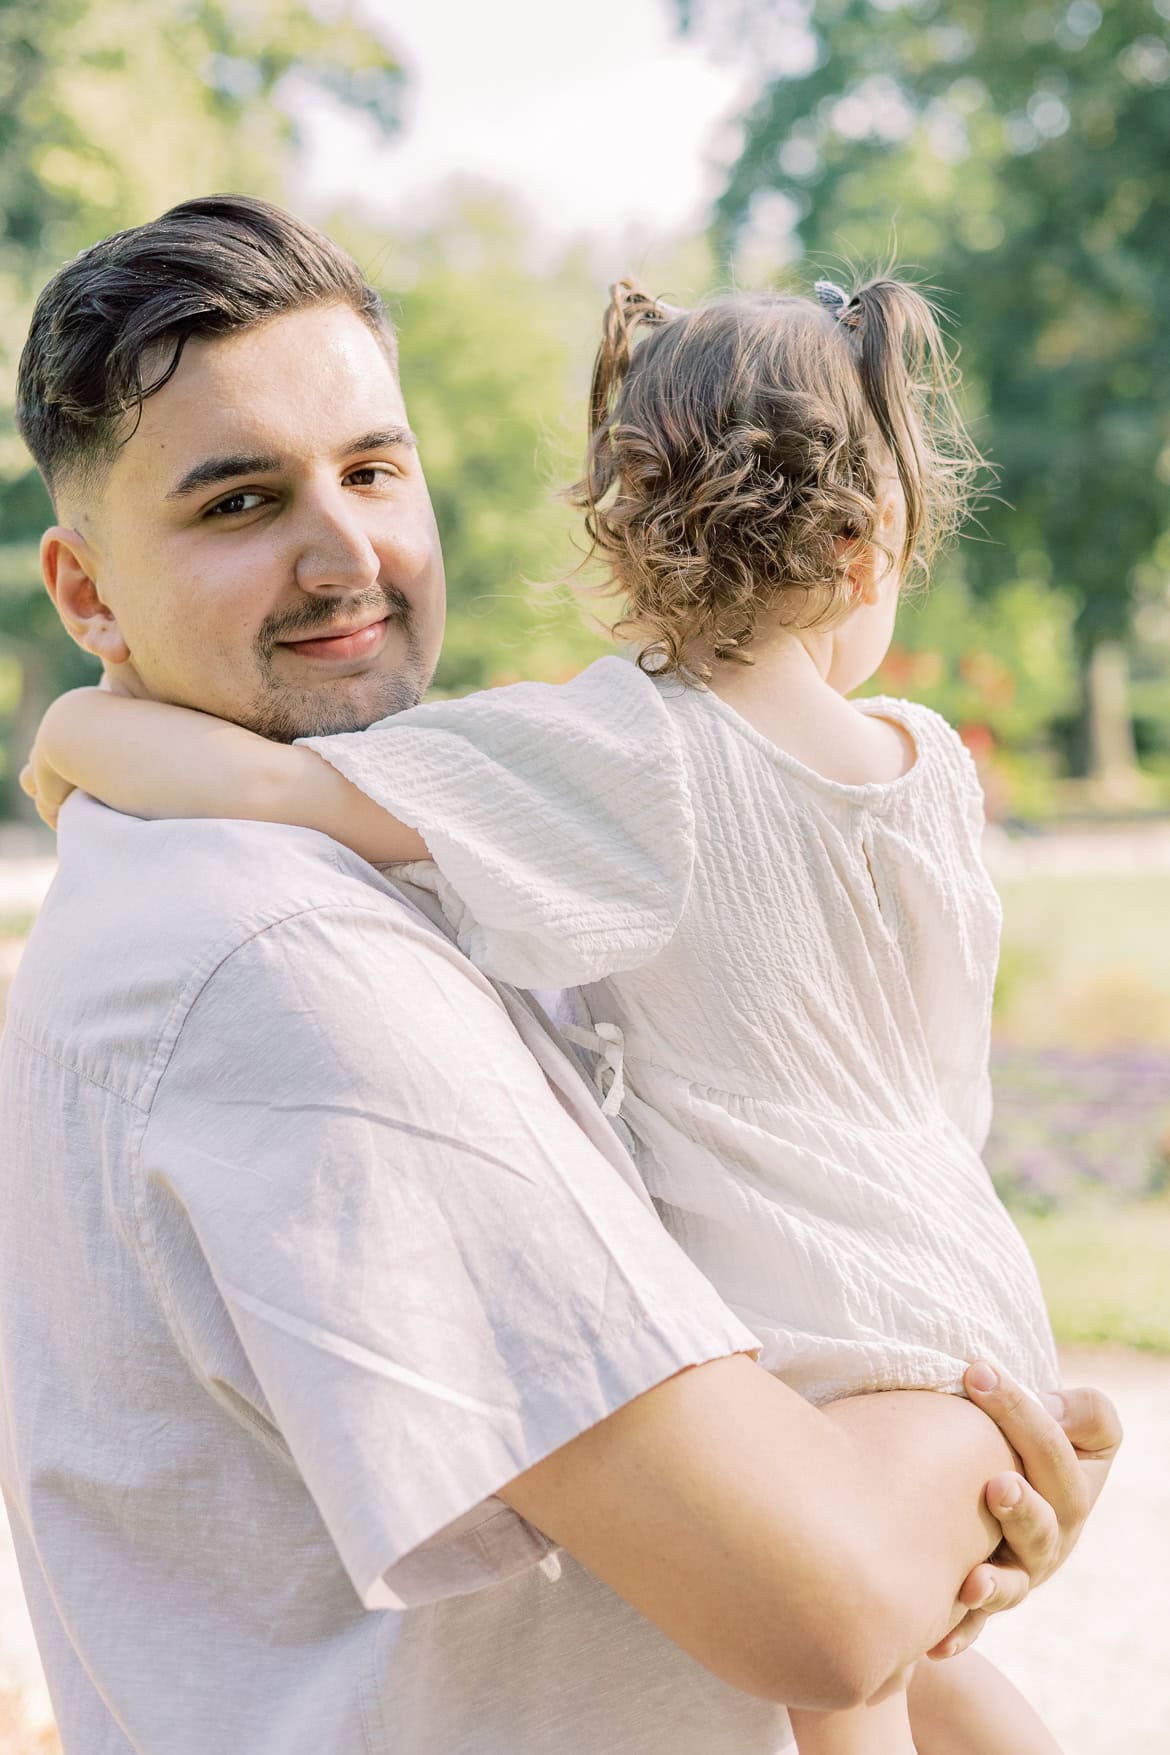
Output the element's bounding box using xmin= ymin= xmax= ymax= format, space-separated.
xmin=130 ymin=830 xmax=352 ymax=1109
xmin=134 ymin=896 xmax=351 ymax=1113
xmin=1 ymin=1026 xmax=148 ymax=1111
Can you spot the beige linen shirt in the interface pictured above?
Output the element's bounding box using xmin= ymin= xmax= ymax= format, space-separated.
xmin=0 ymin=795 xmax=785 ymax=1755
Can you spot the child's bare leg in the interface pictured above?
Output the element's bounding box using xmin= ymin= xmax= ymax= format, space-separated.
xmin=790 ymin=1649 xmax=1062 ymax=1755
xmin=907 ymin=1648 xmax=1063 ymax=1753
xmin=790 ymin=1687 xmax=916 ymax=1753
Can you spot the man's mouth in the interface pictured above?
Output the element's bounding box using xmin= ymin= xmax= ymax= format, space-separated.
xmin=277 ymin=615 xmax=391 ymax=663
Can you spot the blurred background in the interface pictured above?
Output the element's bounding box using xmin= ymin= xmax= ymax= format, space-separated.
xmin=1 ymin=1 xmax=1168 ymax=1751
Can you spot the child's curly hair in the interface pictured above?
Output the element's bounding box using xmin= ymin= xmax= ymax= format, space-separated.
xmin=566 ymin=276 xmax=985 ymax=679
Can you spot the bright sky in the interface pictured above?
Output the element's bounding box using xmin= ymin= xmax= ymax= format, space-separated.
xmin=299 ymin=0 xmax=756 ymax=251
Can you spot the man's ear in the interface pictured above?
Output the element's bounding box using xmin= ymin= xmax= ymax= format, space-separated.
xmin=41 ymin=527 xmax=131 ymax=665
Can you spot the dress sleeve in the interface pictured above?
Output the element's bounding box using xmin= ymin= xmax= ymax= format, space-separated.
xmin=297 ymin=656 xmax=694 ymax=989
xmin=903 ymin=703 xmax=1002 ymax=1155
xmin=139 ymin=901 xmax=758 ymax=1612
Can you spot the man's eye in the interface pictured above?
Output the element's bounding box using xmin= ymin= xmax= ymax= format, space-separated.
xmin=207 ymin=490 xmax=266 ymax=518
xmin=346 ymin=464 xmax=396 ymax=487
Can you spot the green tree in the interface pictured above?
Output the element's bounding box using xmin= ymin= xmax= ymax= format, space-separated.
xmin=0 ymin=0 xmax=403 ymax=814
xmin=678 ymin=0 xmax=1170 ymax=788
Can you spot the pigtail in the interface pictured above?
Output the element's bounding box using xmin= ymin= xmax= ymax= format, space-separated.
xmin=837 ymin=279 xmax=981 ymax=572
xmin=589 ymin=280 xmax=670 ymax=438
xmin=570 ymin=281 xmax=683 ymax=549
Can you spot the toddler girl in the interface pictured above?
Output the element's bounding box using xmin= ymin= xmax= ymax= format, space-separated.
xmin=26 ymin=275 xmax=1064 ymax=1752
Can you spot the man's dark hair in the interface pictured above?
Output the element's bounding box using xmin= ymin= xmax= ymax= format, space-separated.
xmin=16 ymin=193 xmax=398 ymax=507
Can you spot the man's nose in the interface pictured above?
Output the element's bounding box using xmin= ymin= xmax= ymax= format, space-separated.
xmin=291 ymin=489 xmax=382 ymax=595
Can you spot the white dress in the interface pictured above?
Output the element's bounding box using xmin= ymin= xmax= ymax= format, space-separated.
xmin=302 ymin=656 xmax=1059 ymax=1404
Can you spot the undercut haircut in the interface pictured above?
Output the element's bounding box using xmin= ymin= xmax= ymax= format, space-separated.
xmin=16 ymin=193 xmax=398 ymax=508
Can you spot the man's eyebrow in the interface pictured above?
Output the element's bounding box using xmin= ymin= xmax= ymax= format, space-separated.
xmin=166 ymin=452 xmax=282 ymax=500
xmin=345 ymin=426 xmax=418 ymax=454
xmin=165 ymin=427 xmax=418 ymax=502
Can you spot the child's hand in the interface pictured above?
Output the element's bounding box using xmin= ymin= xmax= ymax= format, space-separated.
xmin=100 ymin=652 xmax=146 ymax=698
xmin=20 ymin=718 xmax=82 ymax=831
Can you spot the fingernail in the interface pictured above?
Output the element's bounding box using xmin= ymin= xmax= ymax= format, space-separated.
xmin=996 ymin=1479 xmax=1022 ymax=1512
xmin=968 ymin=1362 xmax=998 ymax=1393
xmin=976 ymin=1576 xmax=996 ymax=1606
xmin=939 ymin=1639 xmax=959 ymax=1659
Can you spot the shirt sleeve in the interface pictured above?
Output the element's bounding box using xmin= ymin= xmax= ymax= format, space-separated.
xmin=296 ymin=656 xmax=694 ymax=989
xmin=138 ymin=898 xmax=757 ymax=1611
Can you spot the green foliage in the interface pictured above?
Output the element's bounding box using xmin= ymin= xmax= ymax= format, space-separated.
xmin=678 ymin=0 xmax=1170 ymax=740
xmin=0 ymin=0 xmax=402 ymax=293
xmin=868 ymin=567 xmax=1080 ymax=743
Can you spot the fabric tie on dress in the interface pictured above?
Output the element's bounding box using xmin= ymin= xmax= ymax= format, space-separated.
xmin=562 ymin=1021 xmax=626 ymax=1116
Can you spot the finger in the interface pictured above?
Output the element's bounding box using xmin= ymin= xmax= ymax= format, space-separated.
xmin=984 ymin=1470 xmax=1062 ymax=1587
xmin=19 ymin=763 xmax=37 ymax=797
xmin=964 ymin=1362 xmax=1087 ymax=1527
xmin=959 ymin=1554 xmax=1031 ymax=1617
xmin=957 ymin=1560 xmax=998 ymax=1611
xmin=925 ymin=1608 xmax=989 ymax=1661
xmin=35 ymin=768 xmax=76 ymax=821
xmin=1057 ymin=1385 xmax=1123 ymax=1462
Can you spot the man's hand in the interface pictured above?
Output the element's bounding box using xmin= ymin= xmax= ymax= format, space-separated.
xmin=927 ymin=1360 xmax=1123 ymax=1660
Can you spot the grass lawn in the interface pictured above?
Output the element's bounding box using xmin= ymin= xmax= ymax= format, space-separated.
xmin=992 ymin=872 xmax=1170 ymax=1350
xmin=1014 ymin=1201 xmax=1170 ymax=1353
xmin=996 ymin=874 xmax=1170 ymax=1046
xmin=998 ymin=875 xmax=1170 ymax=985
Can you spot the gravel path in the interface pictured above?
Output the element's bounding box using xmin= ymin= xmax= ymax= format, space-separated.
xmin=1 ymin=1346 xmax=1166 ymax=1752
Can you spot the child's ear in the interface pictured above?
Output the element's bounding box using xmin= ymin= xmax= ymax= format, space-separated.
xmin=841 ymin=490 xmax=903 ymax=606
xmin=41 ymin=528 xmax=132 ymax=666
xmin=838 ymin=536 xmax=880 ymax=606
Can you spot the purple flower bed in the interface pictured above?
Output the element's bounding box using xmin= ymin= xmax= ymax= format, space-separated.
xmin=987 ymin=1044 xmax=1170 ymax=1213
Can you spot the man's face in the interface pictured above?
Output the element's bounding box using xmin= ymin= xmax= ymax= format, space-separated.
xmin=67 ymin=303 xmax=446 ymax=740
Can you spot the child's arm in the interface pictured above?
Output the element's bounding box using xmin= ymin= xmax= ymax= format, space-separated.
xmin=907 ymin=1646 xmax=1063 ymax=1753
xmin=24 ymin=687 xmax=429 ymax=864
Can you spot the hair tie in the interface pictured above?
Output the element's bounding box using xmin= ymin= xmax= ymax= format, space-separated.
xmin=814 ymin=279 xmax=850 ymax=320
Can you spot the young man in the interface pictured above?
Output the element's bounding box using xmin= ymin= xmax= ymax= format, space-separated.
xmin=0 ymin=195 xmax=1120 ymax=1754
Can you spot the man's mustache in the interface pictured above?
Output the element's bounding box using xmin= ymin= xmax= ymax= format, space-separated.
xmin=257 ymin=584 xmax=412 ymax=660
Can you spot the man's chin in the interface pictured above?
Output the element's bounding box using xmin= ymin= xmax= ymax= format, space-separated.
xmin=242 ymin=671 xmax=429 ymax=743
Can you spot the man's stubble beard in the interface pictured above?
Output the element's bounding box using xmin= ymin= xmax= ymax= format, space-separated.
xmin=240 ymin=583 xmax=433 ymax=743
